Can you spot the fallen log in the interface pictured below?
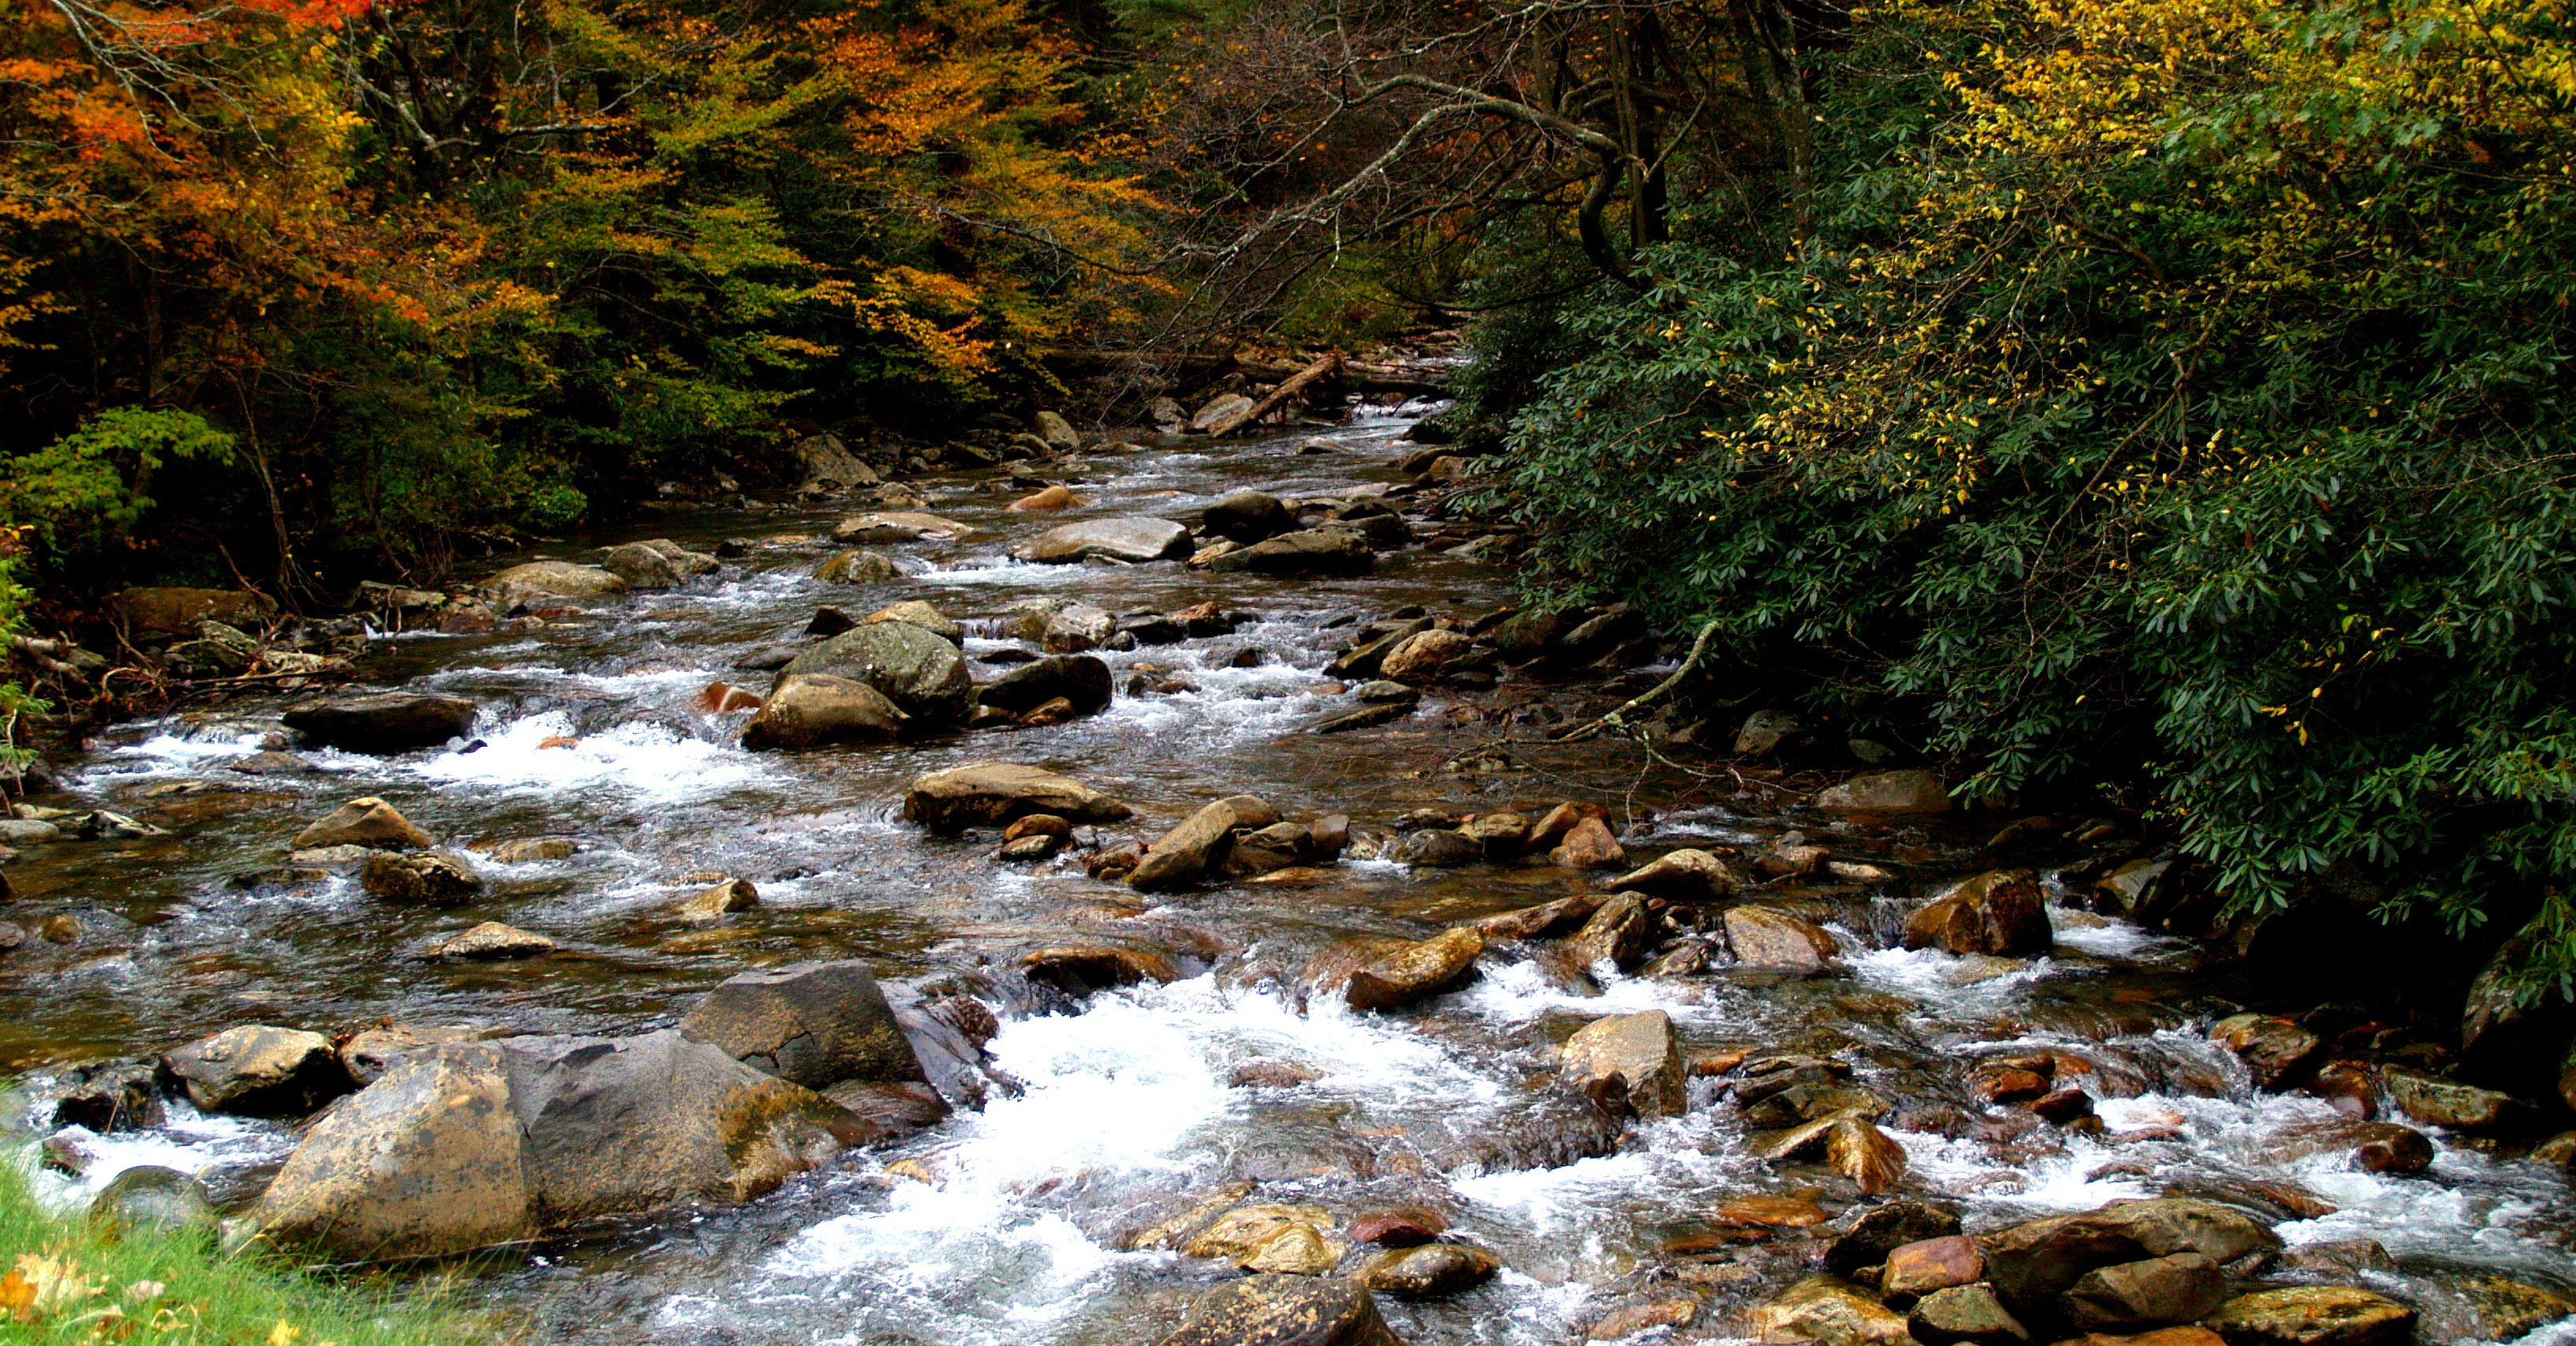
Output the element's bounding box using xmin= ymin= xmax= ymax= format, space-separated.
xmin=1037 ymin=347 xmax=1451 ymax=397
xmin=1208 ymin=351 xmax=1342 ymax=436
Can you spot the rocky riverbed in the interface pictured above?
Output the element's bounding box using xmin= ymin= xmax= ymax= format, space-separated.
xmin=3 ymin=403 xmax=2573 ymax=1346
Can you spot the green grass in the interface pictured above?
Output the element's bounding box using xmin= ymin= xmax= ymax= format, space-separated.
xmin=0 ymin=1159 xmax=490 ymax=1346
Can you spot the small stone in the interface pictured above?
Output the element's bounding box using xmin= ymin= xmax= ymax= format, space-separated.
xmin=1549 ymin=815 xmax=1625 ymax=868
xmin=677 ymin=877 xmax=758 ymax=922
xmin=294 ymin=797 xmax=430 ymax=851
xmin=1909 ymin=1285 xmax=2032 ymax=1346
xmin=1361 ymin=1243 xmax=1498 ymax=1299
xmin=428 ymin=921 xmax=556 ymax=961
xmin=361 ymin=850 xmax=485 ymax=906
xmin=489 ymin=837 xmax=578 ymax=863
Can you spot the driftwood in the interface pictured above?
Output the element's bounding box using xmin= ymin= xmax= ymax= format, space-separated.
xmin=1208 ymin=351 xmax=1343 ymax=436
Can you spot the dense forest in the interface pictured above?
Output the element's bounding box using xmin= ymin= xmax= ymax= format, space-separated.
xmin=4 ymin=0 xmax=2573 ymax=1041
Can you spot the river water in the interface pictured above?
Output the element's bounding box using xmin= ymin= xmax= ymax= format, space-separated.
xmin=4 ymin=407 xmax=2572 ymax=1345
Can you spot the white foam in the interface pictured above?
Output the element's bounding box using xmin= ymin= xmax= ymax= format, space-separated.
xmin=401 ymin=711 xmax=769 ymax=802
xmin=13 ymin=1098 xmax=294 ymax=1212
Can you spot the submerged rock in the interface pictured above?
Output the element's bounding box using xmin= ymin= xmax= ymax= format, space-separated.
xmin=904 ymin=763 xmax=1133 ymax=831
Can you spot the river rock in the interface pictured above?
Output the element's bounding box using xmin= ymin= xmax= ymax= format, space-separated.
xmin=1568 ymin=890 xmax=1657 ymax=969
xmin=1885 ymin=1234 xmax=1984 ymax=1297
xmin=88 ymin=1166 xmax=219 ymax=1235
xmin=1155 ymin=1273 xmax=1401 ymax=1346
xmin=0 ymin=818 xmax=59 ymax=844
xmin=1726 ymin=905 xmax=1844 ymax=972
xmin=782 ymin=623 xmax=972 ymax=722
xmin=834 ymin=512 xmax=976 ymax=544
xmin=1470 ymin=894 xmax=1606 ymax=942
xmin=1020 ymin=945 xmax=1182 ymax=992
xmin=904 ymin=763 xmax=1133 ymax=831
xmin=602 ymin=538 xmax=717 ymax=588
xmin=164 ymin=619 xmax=260 ymax=677
xmin=2058 ymin=1252 xmax=2227 ymax=1333
xmin=429 ymin=921 xmax=556 ymax=961
xmin=484 ymin=561 xmax=628 ymax=599
xmin=51 ymin=1062 xmax=165 ymax=1132
xmin=979 ymin=654 xmax=1114 ymax=719
xmin=741 ymin=673 xmax=908 ymax=749
xmin=1551 ymin=815 xmax=1626 ymax=868
xmin=1202 ymin=490 xmax=1294 ymax=543
xmin=1608 ymin=847 xmax=1743 ymax=898
xmin=1209 ymin=526 xmax=1376 ymax=576
xmin=1361 ymin=1243 xmax=1499 ymax=1299
xmin=2383 ymin=1066 xmax=2526 ymax=1130
xmin=294 ymin=796 xmax=431 ymax=850
xmin=1977 ymin=1198 xmax=2280 ymax=1320
xmin=1814 ymin=769 xmax=1951 ymax=815
xmin=283 ymin=692 xmax=478 ymax=753
xmin=1461 ymin=811 xmax=1529 ymax=857
xmin=1388 ymin=827 xmax=1482 ymax=867
xmin=677 ymin=877 xmax=758 ymax=921
xmin=165 ymin=1025 xmax=346 ymax=1117
xmin=1905 ymin=869 xmax=2051 ymax=958
xmin=2209 ymin=1014 xmax=2323 ymax=1091
xmin=1750 ymin=1275 xmax=1915 ymax=1346
xmin=257 ymin=1031 xmax=867 ymax=1259
xmin=1380 ymin=629 xmax=1471 ymax=684
xmin=680 ymin=960 xmax=925 ymax=1089
xmin=1009 ymin=485 xmax=1085 ymax=512
xmin=1224 ymin=821 xmax=1314 ymax=878
xmin=1827 ymin=1200 xmax=1965 ymax=1276
xmin=790 ymin=432 xmax=880 ymax=494
xmin=110 ymin=587 xmax=279 ymax=637
xmin=815 ymin=549 xmax=901 ymax=583
xmin=1130 ymin=794 xmax=1279 ymax=890
xmin=1013 ymin=516 xmax=1193 ymax=564
xmin=339 ymin=1023 xmax=482 ymax=1085
xmin=1304 ymin=928 xmax=1484 ymax=1010
xmin=1043 ymin=602 xmax=1117 ymax=652
xmin=865 ymin=601 xmax=962 ymax=641
xmin=1910 ymin=1286 xmax=2031 ymax=1346
xmin=1562 ymin=1009 xmax=1685 ymax=1116
xmin=1033 ymin=410 xmax=1080 ymax=450
xmin=489 ymin=837 xmax=577 ymax=863
xmin=363 ymin=850 xmax=485 ymax=906
xmin=2201 ymin=1288 xmax=2414 ymax=1346
xmin=2454 ymin=1276 xmax=2576 ymax=1342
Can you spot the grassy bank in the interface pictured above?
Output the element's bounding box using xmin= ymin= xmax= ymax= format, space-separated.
xmin=0 ymin=1160 xmax=485 ymax=1346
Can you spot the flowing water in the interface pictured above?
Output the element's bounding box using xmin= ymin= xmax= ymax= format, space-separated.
xmin=4 ymin=407 xmax=2572 ymax=1345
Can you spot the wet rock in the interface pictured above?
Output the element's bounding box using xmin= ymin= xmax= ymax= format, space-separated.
xmin=1362 ymin=1243 xmax=1500 ymax=1299
xmin=1155 ymin=1273 xmax=1402 ymax=1346
xmin=1020 ymin=945 xmax=1183 ymax=992
xmin=998 ymin=833 xmax=1063 ymax=862
xmin=2059 ymin=1252 xmax=2228 ymax=1333
xmin=1977 ymin=1199 xmax=2280 ymax=1321
xmin=1130 ymin=794 xmax=1279 ymax=890
xmin=428 ymin=921 xmax=556 ymax=961
xmin=1741 ymin=1083 xmax=1888 ymax=1130
xmin=677 ymin=877 xmax=759 ymax=922
xmin=293 ymin=796 xmax=431 ymax=851
xmin=482 ymin=561 xmax=627 ymax=600
xmin=814 ymin=549 xmax=901 ymax=583
xmin=1312 ymin=703 xmax=1413 ymax=733
xmin=110 ymin=586 xmax=279 ymax=638
xmin=1388 ymin=828 xmax=1482 ymax=867
xmin=741 ymin=673 xmax=908 ymax=749
xmin=1188 ymin=1204 xmax=1344 ymax=1269
xmin=1380 ymin=629 xmax=1471 ymax=684
xmin=1750 ymin=1274 xmax=1914 ymax=1346
xmin=1353 ymin=680 xmax=1419 ymax=705
xmin=1735 ymin=709 xmax=1805 ymax=757
xmin=1586 ymin=1299 xmax=1699 ymax=1340
xmin=1725 ymin=905 xmax=1844 ymax=973
xmin=257 ymin=1031 xmax=867 ymax=1259
xmin=1568 ymin=891 xmax=1657 ymax=970
xmin=1043 ymin=602 xmax=1117 ymax=653
xmin=1562 ymin=1009 xmax=1686 ymax=1116
xmin=1325 ymin=617 xmax=1430 ymax=678
xmin=1470 ymin=893 xmax=1605 ymax=942
xmin=1909 ymin=1286 xmax=2032 ymax=1346
xmin=1233 ymin=1061 xmax=1323 ymax=1089
xmin=1203 ymin=490 xmax=1294 ymax=543
xmin=164 ymin=619 xmax=260 ymax=677
xmin=834 ymin=511 xmax=976 ymax=543
xmin=1014 ymin=516 xmax=1193 ymax=564
xmin=699 ymin=680 xmax=766 ymax=713
xmin=1304 ymin=928 xmax=1484 ymax=1010
xmin=1550 ymin=815 xmax=1626 ymax=869
xmin=865 ymin=600 xmax=963 ymax=642
xmin=1208 ymin=526 xmax=1376 ymax=577
xmin=1977 ymin=1067 xmax=2050 ymax=1104
xmin=489 ymin=837 xmax=577 ymax=863
xmin=1224 ymin=822 xmax=1315 ymax=878
xmin=981 ymin=655 xmax=1114 ymax=719
xmin=1825 ymin=1201 xmax=1964 ymax=1277
xmin=2454 ymin=1276 xmax=2576 ymax=1342
xmin=283 ymin=692 xmax=478 ymax=754
xmin=1002 ymin=814 xmax=1072 ymax=843
xmin=781 ymin=623 xmax=972 ymax=722
xmin=602 ymin=538 xmax=717 ymax=588
xmin=2201 ymin=1288 xmax=2414 ymax=1346
xmin=680 ymin=960 xmax=926 ymax=1089
xmin=1611 ymin=848 xmax=1747 ymax=898
xmin=2209 ymin=1015 xmax=2325 ymax=1091
xmin=0 ymin=818 xmax=62 ymax=844
xmin=789 ymin=432 xmax=880 ymax=495
xmin=51 ymin=1062 xmax=165 ymax=1133
xmin=2384 ymin=1067 xmax=2527 ymax=1131
xmin=1753 ymin=1112 xmax=1908 ymax=1193
xmin=363 ymin=850 xmax=485 ymax=906
xmin=1349 ymin=1208 xmax=1447 ymax=1247
xmin=1189 ymin=393 xmax=1257 ymax=433
xmin=1904 ymin=870 xmax=2051 ymax=958
xmin=1008 ymin=485 xmax=1085 ymax=512
xmin=2259 ymin=1119 xmax=2433 ymax=1175
xmin=1461 ymin=812 xmax=1529 ymax=857
xmin=1814 ymin=769 xmax=1951 ymax=815
xmin=2032 ymin=1088 xmax=2097 ymax=1124
xmin=1716 ymin=1192 xmax=1830 ymax=1228
xmin=1035 ymin=410 xmax=1080 ymax=450
xmin=339 ymin=1024 xmax=480 ymax=1085
xmin=165 ymin=1025 xmax=346 ymax=1117
xmin=88 ymin=1166 xmax=218 ymax=1235
xmin=1885 ymin=1235 xmax=1984 ymax=1298
xmin=2058 ymin=1332 xmax=2225 ymax=1346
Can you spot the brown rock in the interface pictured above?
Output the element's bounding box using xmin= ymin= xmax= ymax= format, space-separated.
xmin=1360 ymin=1242 xmax=1499 ymax=1299
xmin=1303 ymin=928 xmax=1484 ymax=1010
xmin=1884 ymin=1235 xmax=1983 ymax=1297
xmin=903 ymin=763 xmax=1133 ymax=831
xmin=2210 ymin=1014 xmax=2324 ymax=1091
xmin=1610 ymin=847 xmax=1746 ymax=898
xmin=1904 ymin=870 xmax=2051 ymax=958
xmin=1130 ymin=794 xmax=1280 ymax=890
xmin=294 ymin=797 xmax=430 ymax=851
xmin=362 ymin=850 xmax=484 ymax=906
xmin=2201 ymin=1288 xmax=2414 ymax=1346
xmin=1549 ymin=815 xmax=1626 ymax=868
xmin=1750 ymin=1275 xmax=1913 ymax=1346
xmin=1562 ymin=1009 xmax=1687 ymax=1117
xmin=1348 ymin=1207 xmax=1447 ymax=1247
xmin=1587 ymin=1300 xmax=1698 ymax=1340
xmin=1725 ymin=905 xmax=1844 ymax=972
xmin=677 ymin=877 xmax=758 ymax=922
xmin=1814 ymin=769 xmax=1951 ymax=815
xmin=1525 ymin=800 xmax=1611 ymax=853
xmin=1155 ymin=1275 xmax=1402 ymax=1346
xmin=1005 ymin=485 xmax=1086 ymax=512
xmin=1020 ymin=945 xmax=1182 ymax=993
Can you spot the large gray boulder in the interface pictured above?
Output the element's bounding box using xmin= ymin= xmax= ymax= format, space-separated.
xmin=741 ymin=673 xmax=908 ymax=750
xmin=283 ymin=692 xmax=477 ymax=754
xmin=781 ymin=623 xmax=972 ymax=722
xmin=257 ymin=1031 xmax=869 ymax=1259
xmin=680 ymin=961 xmax=926 ymax=1089
xmin=903 ymin=763 xmax=1133 ymax=832
xmin=1013 ymin=517 xmax=1194 ymax=564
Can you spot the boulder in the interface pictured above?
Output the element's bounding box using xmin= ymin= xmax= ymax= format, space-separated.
xmin=1884 ymin=1235 xmax=1984 ymax=1297
xmin=1376 ymin=629 xmax=1470 ymax=684
xmin=1814 ymin=769 xmax=1951 ymax=815
xmin=864 ymin=601 xmax=962 ymax=641
xmin=1561 ymin=1009 xmax=1686 ymax=1116
xmin=1155 ymin=1274 xmax=1402 ymax=1346
xmin=1043 ymin=602 xmax=1117 ymax=652
xmin=601 ymin=538 xmax=717 ymax=588
xmin=1007 ymin=485 xmax=1085 ymax=512
xmin=979 ymin=655 xmax=1114 ymax=718
xmin=680 ymin=960 xmax=925 ymax=1089
xmin=1034 ymin=411 xmax=1081 ymax=451
xmin=283 ymin=692 xmax=478 ymax=754
xmin=1551 ymin=815 xmax=1627 ymax=869
xmin=109 ymin=587 xmax=279 ymax=638
xmin=2059 ymin=1252 xmax=2227 ymax=1333
xmin=257 ymin=1032 xmax=867 ymax=1259
xmin=428 ymin=922 xmax=556 ymax=961
xmin=833 ymin=512 xmax=975 ymax=544
xmin=1208 ymin=527 xmax=1376 ymax=577
xmin=2201 ymin=1288 xmax=2414 ymax=1346
xmin=1020 ymin=945 xmax=1182 ymax=993
xmin=88 ymin=1167 xmax=219 ymax=1235
xmin=677 ymin=877 xmax=759 ymax=922
xmin=781 ymin=623 xmax=972 ymax=722
xmin=2383 ymin=1066 xmax=2527 ymax=1130
xmin=1910 ymin=1287 xmax=2032 ymax=1346
xmin=489 ymin=837 xmax=578 ymax=863
xmin=293 ymin=797 xmax=431 ymax=851
xmin=814 ymin=549 xmax=901 ymax=583
xmin=362 ymin=850 xmax=485 ymax=906
xmin=1826 ymin=1201 xmax=1964 ymax=1277
xmin=2207 ymin=1014 xmax=2326 ymax=1091
xmin=1904 ymin=870 xmax=2052 ymax=958
xmin=1725 ymin=905 xmax=1845 ymax=972
xmin=1387 ymin=828 xmax=1483 ymax=867
xmin=1978 ymin=1199 xmax=2280 ymax=1320
xmin=1750 ymin=1276 xmax=1915 ymax=1346
xmin=483 ymin=561 xmax=628 ymax=599
xmin=51 ymin=1062 xmax=166 ymax=1133
xmin=1361 ymin=1243 xmax=1499 ymax=1299
xmin=1013 ymin=517 xmax=1193 ymax=564
xmin=164 ymin=1025 xmax=346 ymax=1117
xmin=1189 ymin=393 xmax=1257 ymax=433
xmin=1608 ymin=848 xmax=1743 ymax=898
xmin=789 ymin=432 xmax=881 ymax=495
xmin=163 ymin=620 xmax=260 ymax=677
xmin=1735 ymin=709 xmax=1805 ymax=757
xmin=903 ymin=763 xmax=1133 ymax=831
xmin=1568 ymin=891 xmax=1657 ymax=969
xmin=1129 ymin=794 xmax=1281 ymax=890
xmin=1303 ymin=928 xmax=1484 ymax=1010
xmin=339 ymin=1023 xmax=482 ymax=1085
xmin=741 ymin=674 xmax=908 ymax=750
xmin=1202 ymin=490 xmax=1294 ymax=543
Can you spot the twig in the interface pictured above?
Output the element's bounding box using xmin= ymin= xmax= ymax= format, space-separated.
xmin=1553 ymin=618 xmax=1720 ymax=741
